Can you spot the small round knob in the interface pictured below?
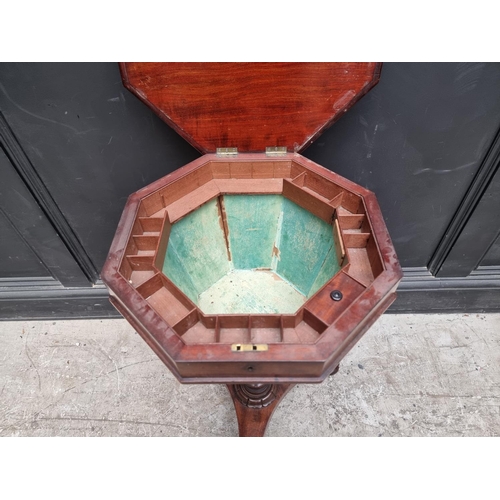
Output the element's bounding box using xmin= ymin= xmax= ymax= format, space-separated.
xmin=330 ymin=290 xmax=343 ymax=301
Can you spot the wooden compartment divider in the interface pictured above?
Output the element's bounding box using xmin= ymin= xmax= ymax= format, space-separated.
xmin=159 ymin=163 xmax=213 ymax=207
xmin=290 ymin=166 xmax=362 ymax=213
xmin=119 ymin=255 xmax=132 ymax=280
xmin=303 ymin=171 xmax=343 ymax=201
xmin=333 ymin=218 xmax=347 ymax=266
xmin=172 ymin=309 xmax=200 ymax=336
xmin=289 ymin=310 xmax=325 ymax=343
xmin=219 ymin=315 xmax=252 ymax=344
xmin=141 ymin=191 xmax=164 ymax=217
xmin=126 ymin=255 xmax=155 ymax=268
xmin=366 ymin=236 xmax=385 ymax=278
xmin=282 ymin=312 xmax=302 ymax=329
xmin=337 ymin=213 xmax=366 ymax=230
xmin=215 ymin=316 xmax=220 ymax=343
xmin=342 ymin=232 xmax=371 ymax=248
xmin=165 ymin=311 xmax=332 ymax=346
xmin=165 ymin=180 xmax=220 ymax=223
xmin=290 ymin=161 xmax=306 ymax=179
xmin=160 ymin=274 xmax=197 ymax=310
xmin=291 ymin=171 xmax=306 ymax=186
xmin=282 ymin=179 xmax=335 ymax=223
xmin=329 ymin=192 xmax=344 ymax=208
xmin=122 ymin=254 xmax=157 ymax=287
xmin=136 ymin=272 xmax=163 ymax=299
xmin=170 ymin=311 xmax=330 ymax=346
xmin=334 ymin=207 xmax=381 ymax=287
xmin=250 ymin=316 xmax=282 ymax=344
xmin=131 ymin=218 xmax=144 ymax=237
xmin=209 ymin=161 xmax=292 ymax=180
xmin=279 ymin=316 xmax=285 ymax=343
xmin=197 ymin=312 xmax=217 ymax=330
xmin=153 ymin=211 xmax=171 ymax=270
xmin=215 ymin=178 xmax=283 ymax=194
xmin=344 ymin=248 xmax=375 ymax=287
xmin=138 ymin=216 xmax=163 ymax=233
xmin=136 ymin=272 xmax=197 ymax=325
xmin=113 ymin=158 xmax=387 ymax=349
xmin=180 ymin=311 xmax=217 ymax=345
xmin=133 ymin=234 xmax=160 ymax=252
xmin=124 ymin=236 xmax=139 ymax=256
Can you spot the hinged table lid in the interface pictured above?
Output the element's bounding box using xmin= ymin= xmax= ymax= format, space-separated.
xmin=120 ymin=63 xmax=381 ymax=153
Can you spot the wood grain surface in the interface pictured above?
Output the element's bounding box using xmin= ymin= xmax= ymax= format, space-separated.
xmin=120 ymin=63 xmax=381 ymax=153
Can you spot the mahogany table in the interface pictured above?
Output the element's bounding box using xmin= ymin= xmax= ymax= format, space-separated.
xmin=101 ymin=63 xmax=402 ymax=436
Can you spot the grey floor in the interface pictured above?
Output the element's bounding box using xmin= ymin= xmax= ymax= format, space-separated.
xmin=1 ymin=313 xmax=499 ymax=437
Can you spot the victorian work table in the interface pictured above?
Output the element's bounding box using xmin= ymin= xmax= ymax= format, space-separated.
xmin=101 ymin=63 xmax=402 ymax=436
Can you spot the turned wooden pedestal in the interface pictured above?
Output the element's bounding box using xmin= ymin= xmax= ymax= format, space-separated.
xmin=227 ymin=383 xmax=295 ymax=437
xmin=226 ymin=365 xmax=340 ymax=437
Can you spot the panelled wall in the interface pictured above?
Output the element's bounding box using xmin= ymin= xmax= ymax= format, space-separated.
xmin=0 ymin=63 xmax=499 ymax=318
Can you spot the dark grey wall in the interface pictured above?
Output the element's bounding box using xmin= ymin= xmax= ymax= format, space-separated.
xmin=0 ymin=210 xmax=49 ymax=277
xmin=0 ymin=63 xmax=199 ymax=274
xmin=483 ymin=235 xmax=500 ymax=266
xmin=306 ymin=63 xmax=500 ymax=268
xmin=1 ymin=62 xmax=499 ymax=318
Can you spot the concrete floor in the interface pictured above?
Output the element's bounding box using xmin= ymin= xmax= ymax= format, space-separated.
xmin=1 ymin=313 xmax=499 ymax=437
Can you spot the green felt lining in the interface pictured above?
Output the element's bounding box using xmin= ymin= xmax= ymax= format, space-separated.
xmin=162 ymin=194 xmax=340 ymax=313
xmin=162 ymin=198 xmax=230 ymax=299
xmin=275 ymin=197 xmax=337 ymax=296
xmin=224 ymin=194 xmax=282 ymax=270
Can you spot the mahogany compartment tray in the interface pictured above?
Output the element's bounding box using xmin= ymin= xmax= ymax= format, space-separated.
xmin=101 ymin=153 xmax=402 ymax=384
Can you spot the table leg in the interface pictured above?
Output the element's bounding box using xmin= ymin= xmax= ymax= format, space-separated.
xmin=226 ymin=383 xmax=295 ymax=437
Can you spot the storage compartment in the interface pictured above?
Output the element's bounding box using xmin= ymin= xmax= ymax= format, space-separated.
xmin=102 ymin=63 xmax=402 ymax=384
xmin=111 ymin=157 xmax=393 ymax=348
xmin=161 ymin=193 xmax=341 ymax=315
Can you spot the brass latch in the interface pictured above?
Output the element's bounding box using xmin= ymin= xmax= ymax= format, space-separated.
xmin=231 ymin=344 xmax=268 ymax=352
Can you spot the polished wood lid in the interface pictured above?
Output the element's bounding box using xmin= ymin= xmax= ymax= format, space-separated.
xmin=120 ymin=63 xmax=381 ymax=153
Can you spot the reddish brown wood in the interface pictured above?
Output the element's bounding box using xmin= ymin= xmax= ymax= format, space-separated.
xmin=120 ymin=63 xmax=381 ymax=153
xmin=346 ymin=248 xmax=376 ymax=286
xmin=153 ymin=212 xmax=171 ymax=270
xmin=333 ymin=218 xmax=346 ymax=265
xmin=166 ymin=180 xmax=220 ymax=222
xmin=300 ymin=169 xmax=343 ymax=200
xmin=227 ymin=383 xmax=295 ymax=437
xmin=282 ymin=179 xmax=335 ymax=223
xmin=305 ymin=271 xmax=366 ymax=325
xmin=343 ymin=232 xmax=371 ymax=247
xmin=139 ymin=216 xmax=163 ymax=233
xmin=214 ymin=178 xmax=283 ymax=194
xmin=337 ymin=213 xmax=366 ymax=230
xmin=133 ymin=234 xmax=159 ymax=251
xmin=102 ymin=153 xmax=403 ymax=384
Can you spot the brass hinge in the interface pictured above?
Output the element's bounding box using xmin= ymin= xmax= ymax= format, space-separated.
xmin=266 ymin=146 xmax=287 ymax=157
xmin=216 ymin=147 xmax=238 ymax=157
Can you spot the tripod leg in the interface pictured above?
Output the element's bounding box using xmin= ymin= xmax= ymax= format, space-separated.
xmin=226 ymin=383 xmax=295 ymax=437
